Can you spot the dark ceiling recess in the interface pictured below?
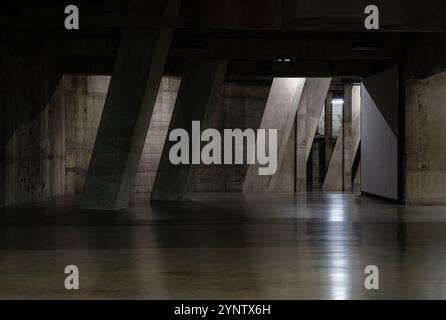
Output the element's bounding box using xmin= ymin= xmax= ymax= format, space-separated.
xmin=353 ymin=36 xmax=383 ymax=51
xmin=172 ymin=30 xmax=210 ymax=49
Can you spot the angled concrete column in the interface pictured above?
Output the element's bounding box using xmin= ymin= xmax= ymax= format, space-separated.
xmin=351 ymin=85 xmax=361 ymax=183
xmin=243 ymin=78 xmax=306 ymax=193
xmin=343 ymin=84 xmax=353 ymax=191
xmin=324 ymin=91 xmax=333 ymax=172
xmin=151 ymin=59 xmax=228 ymax=201
xmin=295 ymin=78 xmax=331 ymax=193
xmin=324 ymin=84 xmax=360 ymax=192
xmin=81 ymin=0 xmax=181 ymax=210
xmin=323 ymin=127 xmax=343 ymax=191
xmin=295 ymin=86 xmax=308 ymax=193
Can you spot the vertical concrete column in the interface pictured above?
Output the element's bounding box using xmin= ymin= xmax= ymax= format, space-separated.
xmin=243 ymin=78 xmax=306 ymax=193
xmin=81 ymin=0 xmax=181 ymax=209
xmin=343 ymin=84 xmax=353 ymax=191
xmin=151 ymin=59 xmax=228 ymax=201
xmin=324 ymin=91 xmax=333 ymax=172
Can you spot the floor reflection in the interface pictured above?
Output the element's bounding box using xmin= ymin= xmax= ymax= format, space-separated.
xmin=1 ymin=192 xmax=446 ymax=299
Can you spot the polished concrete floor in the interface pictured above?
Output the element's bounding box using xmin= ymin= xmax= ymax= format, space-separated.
xmin=1 ymin=192 xmax=446 ymax=299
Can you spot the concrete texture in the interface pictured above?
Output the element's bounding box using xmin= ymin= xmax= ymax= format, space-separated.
xmin=151 ymin=59 xmax=228 ymax=201
xmin=243 ymin=78 xmax=306 ymax=193
xmin=64 ymin=76 xmax=180 ymax=196
xmin=81 ymin=0 xmax=181 ymax=210
xmin=405 ymin=70 xmax=446 ymax=204
xmin=325 ymin=91 xmax=334 ymax=171
xmin=361 ymin=67 xmax=399 ymax=200
xmin=343 ymin=84 xmax=353 ymax=191
xmin=323 ymin=126 xmax=344 ymax=191
xmin=64 ymin=76 xmax=109 ymax=195
xmin=323 ymin=84 xmax=362 ymax=192
xmin=1 ymin=59 xmax=62 ymax=207
xmin=296 ymin=78 xmax=331 ymax=192
xmin=3 ymin=192 xmax=446 ymax=299
xmin=193 ymin=81 xmax=270 ymax=192
xmin=135 ymin=77 xmax=180 ymax=194
xmin=0 ymin=33 xmax=62 ymax=207
xmin=352 ymin=85 xmax=361 ymax=162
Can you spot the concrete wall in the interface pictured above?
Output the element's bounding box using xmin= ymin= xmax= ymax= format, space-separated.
xmin=64 ymin=76 xmax=108 ymax=195
xmin=1 ymin=74 xmax=180 ymax=206
xmin=361 ymin=67 xmax=399 ymax=200
xmin=1 ymin=42 xmax=62 ymax=207
xmin=136 ymin=77 xmax=180 ymax=193
xmin=406 ymin=70 xmax=446 ymax=204
xmin=1 ymin=75 xmax=270 ymax=206
xmin=194 ymin=81 xmax=271 ymax=192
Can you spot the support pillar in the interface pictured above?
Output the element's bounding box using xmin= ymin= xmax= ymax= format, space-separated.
xmin=295 ymin=78 xmax=332 ymax=193
xmin=343 ymin=84 xmax=353 ymax=191
xmin=243 ymin=78 xmax=306 ymax=193
xmin=151 ymin=59 xmax=228 ymax=201
xmin=324 ymin=91 xmax=333 ymax=172
xmin=81 ymin=0 xmax=181 ymax=209
xmin=295 ymin=86 xmax=308 ymax=193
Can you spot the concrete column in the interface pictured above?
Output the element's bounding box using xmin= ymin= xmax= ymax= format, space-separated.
xmin=343 ymin=84 xmax=353 ymax=191
xmin=81 ymin=0 xmax=181 ymax=209
xmin=295 ymin=85 xmax=308 ymax=193
xmin=151 ymin=59 xmax=228 ymax=201
xmin=243 ymin=78 xmax=306 ymax=193
xmin=323 ymin=128 xmax=343 ymax=191
xmin=351 ymin=85 xmax=361 ymax=186
xmin=295 ymin=78 xmax=332 ymax=193
xmin=324 ymin=85 xmax=361 ymax=192
xmin=324 ymin=91 xmax=333 ymax=172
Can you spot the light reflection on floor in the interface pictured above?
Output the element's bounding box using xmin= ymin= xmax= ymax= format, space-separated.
xmin=1 ymin=192 xmax=446 ymax=299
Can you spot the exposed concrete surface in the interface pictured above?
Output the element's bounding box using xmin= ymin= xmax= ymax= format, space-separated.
xmin=64 ymin=76 xmax=108 ymax=195
xmin=0 ymin=35 xmax=62 ymax=207
xmin=2 ymin=76 xmax=64 ymax=206
xmin=323 ymin=84 xmax=361 ymax=192
xmin=195 ymin=82 xmax=271 ymax=192
xmin=81 ymin=0 xmax=181 ymax=209
xmin=352 ymin=85 xmax=361 ymax=161
xmin=296 ymin=78 xmax=331 ymax=192
xmin=193 ymin=81 xmax=270 ymax=192
xmin=243 ymin=78 xmax=306 ymax=193
xmin=406 ymin=70 xmax=446 ymax=204
xmin=151 ymin=59 xmax=228 ymax=201
xmin=64 ymin=76 xmax=180 ymax=196
xmin=324 ymin=91 xmax=334 ymax=172
xmin=343 ymin=84 xmax=353 ymax=191
xmin=136 ymin=77 xmax=180 ymax=194
xmin=323 ymin=126 xmax=343 ymax=191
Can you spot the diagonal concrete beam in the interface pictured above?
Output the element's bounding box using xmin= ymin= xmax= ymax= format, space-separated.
xmin=151 ymin=59 xmax=228 ymax=201
xmin=243 ymin=78 xmax=306 ymax=193
xmin=244 ymin=78 xmax=331 ymax=193
xmin=295 ymin=78 xmax=331 ymax=193
xmin=81 ymin=0 xmax=181 ymax=210
xmin=323 ymin=84 xmax=361 ymax=192
xmin=323 ymin=126 xmax=343 ymax=192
